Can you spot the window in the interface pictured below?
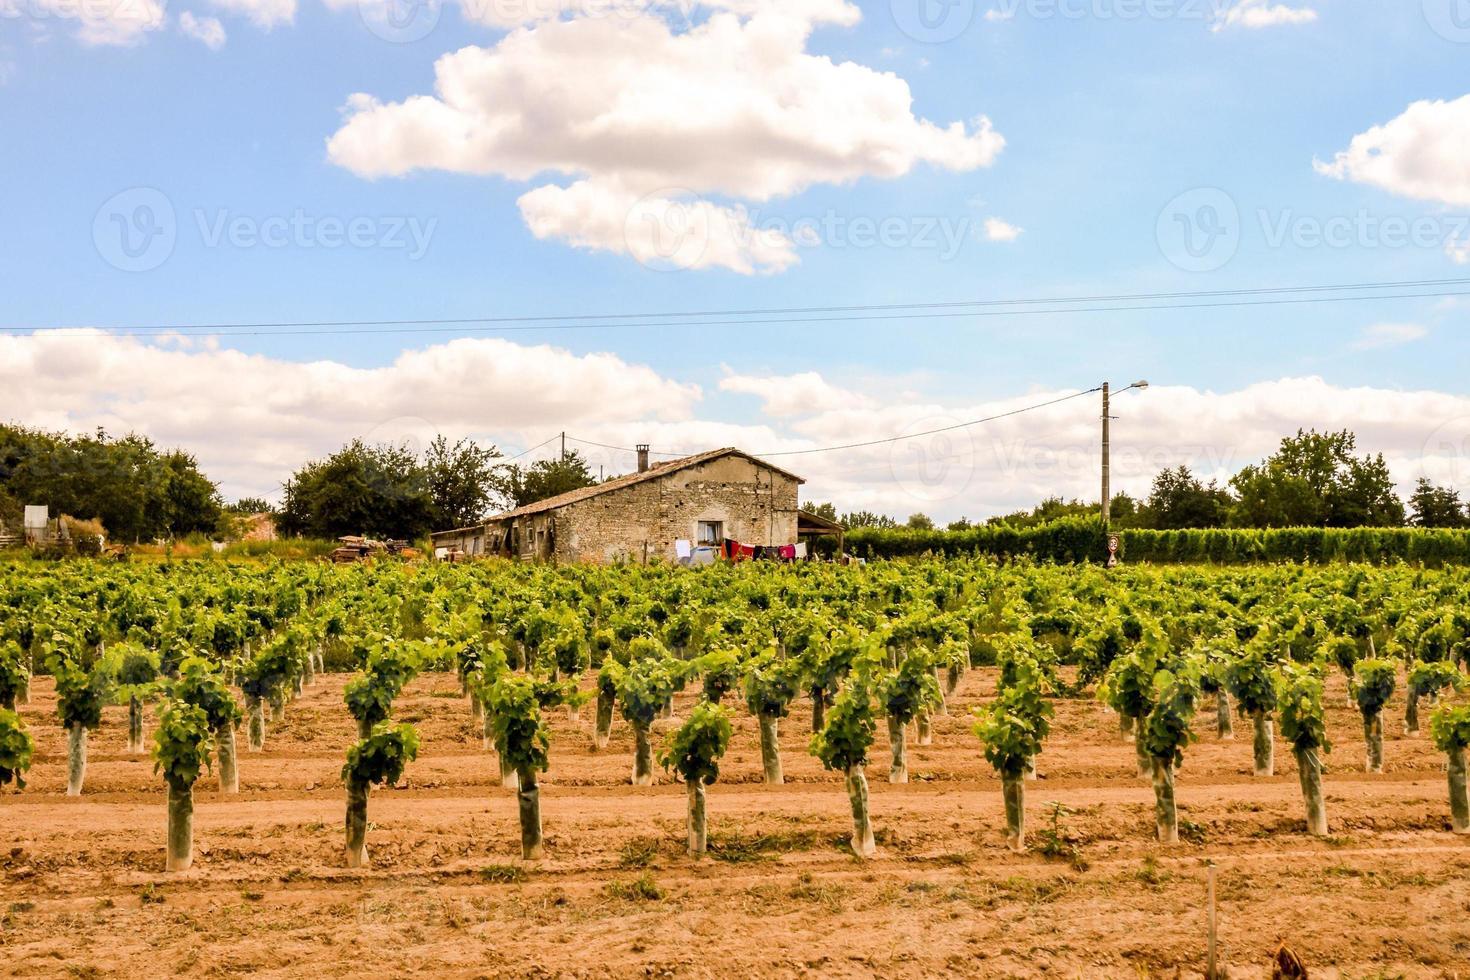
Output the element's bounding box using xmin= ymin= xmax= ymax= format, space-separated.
xmin=697 ymin=520 xmax=724 ymax=545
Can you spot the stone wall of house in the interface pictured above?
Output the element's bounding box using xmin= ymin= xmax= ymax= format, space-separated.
xmin=552 ymin=455 xmax=799 ymax=564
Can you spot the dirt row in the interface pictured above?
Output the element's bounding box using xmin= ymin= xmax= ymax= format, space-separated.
xmin=4 ymin=669 xmax=1469 ymax=978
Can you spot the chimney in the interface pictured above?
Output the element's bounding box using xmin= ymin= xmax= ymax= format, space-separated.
xmin=636 ymin=444 xmax=650 ymax=473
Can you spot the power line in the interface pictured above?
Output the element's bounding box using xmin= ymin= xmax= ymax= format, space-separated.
xmin=9 ymin=276 xmax=1470 ymax=339
xmin=565 ymin=385 xmax=1106 ymax=462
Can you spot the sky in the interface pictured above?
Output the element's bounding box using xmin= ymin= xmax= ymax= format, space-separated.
xmin=2 ymin=0 xmax=1470 ymax=521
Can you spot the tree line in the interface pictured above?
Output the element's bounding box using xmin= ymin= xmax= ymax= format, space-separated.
xmin=810 ymin=429 xmax=1467 ymax=533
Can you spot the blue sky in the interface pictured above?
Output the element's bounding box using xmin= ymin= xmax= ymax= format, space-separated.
xmin=3 ymin=1 xmax=1470 ymax=516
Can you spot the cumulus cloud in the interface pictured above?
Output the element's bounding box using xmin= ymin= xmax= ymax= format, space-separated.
xmin=179 ymin=11 xmax=227 ymax=47
xmin=720 ymin=370 xmax=876 ymax=416
xmin=982 ymin=217 xmax=1022 ymax=242
xmin=0 ymin=331 xmax=699 ymax=504
xmin=517 ymin=180 xmax=798 ymax=274
xmin=7 ymin=336 xmax=1470 ymax=521
xmin=1349 ymin=323 xmax=1428 ymax=352
xmin=1315 ymin=94 xmax=1470 ymax=208
xmin=210 ymin=0 xmax=294 ymax=28
xmin=326 ymin=3 xmax=1003 ymax=273
xmin=1212 ymin=0 xmax=1318 ymax=31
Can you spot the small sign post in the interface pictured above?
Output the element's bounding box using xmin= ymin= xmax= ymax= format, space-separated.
xmin=1106 ymin=533 xmax=1120 ymax=568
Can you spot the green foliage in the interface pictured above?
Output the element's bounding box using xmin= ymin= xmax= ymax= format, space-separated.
xmin=0 ymin=709 xmax=34 ymax=789
xmin=488 ymin=675 xmax=550 ymax=774
xmin=974 ymin=661 xmax=1053 ymax=778
xmin=343 ymin=673 xmax=396 ymax=732
xmin=1325 ymin=636 xmax=1361 ymax=678
xmin=1351 ymin=658 xmax=1397 ymax=716
xmin=1141 ymin=664 xmax=1199 ymax=765
xmin=810 ymin=681 xmax=876 ymax=772
xmin=342 ymin=722 xmax=420 ymax=787
xmin=1430 ymin=705 xmax=1470 ymax=752
xmin=1098 ymin=647 xmax=1158 ymax=721
xmin=171 ymin=656 xmax=242 ymax=731
xmin=0 ymin=641 xmax=28 ymax=708
xmin=694 ymin=648 xmax=741 ymax=703
xmin=151 ymin=700 xmax=214 ymax=790
xmin=1408 ymin=660 xmax=1466 ymax=699
xmin=880 ymin=649 xmax=941 ymax=724
xmin=1277 ymin=668 xmax=1330 ymax=753
xmin=277 ymin=439 xmax=437 ymax=540
xmin=51 ymin=655 xmax=108 ymax=730
xmin=617 ymin=657 xmax=676 ymax=729
xmin=743 ymin=654 xmax=802 ymax=720
xmin=658 ymin=700 xmax=733 ymax=785
xmin=1224 ymin=643 xmax=1278 ymax=717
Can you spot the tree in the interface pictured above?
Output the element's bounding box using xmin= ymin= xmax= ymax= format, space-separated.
xmin=488 ymin=675 xmax=554 ymax=860
xmin=1229 ymin=429 xmax=1405 ymax=528
xmin=1278 ymin=668 xmax=1331 ymax=836
xmin=1226 ymin=641 xmax=1278 ymax=776
xmin=1352 ymin=659 xmax=1395 ymax=773
xmin=1429 ymin=705 xmax=1470 ymax=834
xmin=801 ymin=501 xmax=839 ymax=522
xmin=341 ymin=722 xmax=419 ymax=868
xmin=227 ymin=497 xmax=275 ymax=514
xmin=277 ymin=440 xmax=435 ymax=540
xmin=0 ymin=709 xmax=34 ymax=790
xmin=616 ymin=646 xmax=676 ymax=786
xmin=1139 ymin=665 xmax=1201 ymax=843
xmin=50 ymin=650 xmax=109 ymax=796
xmin=1143 ymin=466 xmax=1231 ymax=529
xmin=905 ymin=513 xmax=935 ymax=531
xmin=495 ymin=451 xmax=596 ymax=508
xmin=743 ymin=653 xmax=802 ymax=785
xmin=425 ymin=435 xmax=503 ymax=528
xmin=810 ymin=681 xmax=878 ymax=858
xmin=153 ymin=700 xmax=214 ymax=871
xmin=880 ymin=650 xmax=940 ymax=784
xmin=842 ymin=510 xmax=898 ymax=530
xmin=1408 ymin=478 xmax=1468 ymax=528
xmin=974 ymin=657 xmax=1052 ymax=852
xmin=659 ymin=700 xmax=733 ymax=857
xmin=172 ymin=657 xmax=243 ymax=793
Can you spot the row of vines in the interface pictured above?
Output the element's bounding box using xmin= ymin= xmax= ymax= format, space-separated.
xmin=3 ymin=557 xmax=1470 ymax=869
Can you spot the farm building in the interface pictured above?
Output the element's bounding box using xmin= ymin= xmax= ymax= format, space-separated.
xmin=432 ymin=446 xmax=843 ymax=564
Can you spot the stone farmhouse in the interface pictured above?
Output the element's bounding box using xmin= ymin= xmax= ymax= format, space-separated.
xmin=430 ymin=446 xmax=844 ymax=564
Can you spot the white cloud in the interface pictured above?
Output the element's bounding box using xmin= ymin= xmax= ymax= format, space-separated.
xmin=517 ymin=180 xmax=798 ymax=274
xmin=983 ymin=217 xmax=1022 ymax=242
xmin=7 ymin=338 xmax=1469 ymax=521
xmin=179 ymin=11 xmax=227 ymax=47
xmin=17 ymin=0 xmax=167 ymax=45
xmin=720 ymin=370 xmax=876 ymax=416
xmin=1315 ymin=94 xmax=1470 ymax=208
xmin=326 ymin=3 xmax=1003 ymax=273
xmin=0 ymin=331 xmax=700 ymax=504
xmin=211 ymin=0 xmax=294 ymax=28
xmin=1212 ymin=1 xmax=1318 ymax=31
xmin=1349 ymin=323 xmax=1428 ymax=352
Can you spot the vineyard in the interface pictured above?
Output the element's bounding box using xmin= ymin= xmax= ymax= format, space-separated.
xmin=3 ymin=558 xmax=1470 ymax=977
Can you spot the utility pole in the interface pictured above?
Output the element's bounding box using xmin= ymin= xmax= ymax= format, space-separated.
xmin=560 ymin=431 xmax=565 ymax=462
xmin=1100 ymin=380 xmax=1149 ymax=555
xmin=1100 ymin=382 xmax=1111 ymax=526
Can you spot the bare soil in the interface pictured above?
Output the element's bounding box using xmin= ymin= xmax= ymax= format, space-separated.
xmin=4 ymin=670 xmax=1469 ymax=978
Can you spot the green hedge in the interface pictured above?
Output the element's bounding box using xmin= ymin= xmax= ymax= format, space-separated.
xmin=845 ymin=519 xmax=1470 ymax=566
